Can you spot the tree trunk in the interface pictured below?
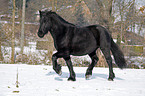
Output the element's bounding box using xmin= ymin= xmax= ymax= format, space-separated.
xmin=0 ymin=35 xmax=3 ymax=61
xmin=95 ymin=0 xmax=105 ymax=25
xmin=21 ymin=0 xmax=26 ymax=55
xmin=96 ymin=0 xmax=113 ymax=34
xmin=49 ymin=0 xmax=55 ymax=11
xmin=143 ymin=34 xmax=145 ymax=57
xmin=11 ymin=0 xmax=16 ymax=64
xmin=0 ymin=24 xmax=3 ymax=61
xmin=106 ymin=0 xmax=114 ymax=34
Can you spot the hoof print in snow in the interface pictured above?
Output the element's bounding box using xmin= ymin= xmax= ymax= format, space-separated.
xmin=55 ymin=89 xmax=59 ymax=92
xmin=13 ymin=91 xmax=20 ymax=93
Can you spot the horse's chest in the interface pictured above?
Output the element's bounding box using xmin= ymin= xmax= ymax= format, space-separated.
xmin=53 ymin=38 xmax=70 ymax=51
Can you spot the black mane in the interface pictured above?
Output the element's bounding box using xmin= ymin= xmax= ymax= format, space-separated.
xmin=47 ymin=11 xmax=75 ymax=26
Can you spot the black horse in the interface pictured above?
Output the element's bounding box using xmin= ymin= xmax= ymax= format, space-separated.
xmin=38 ymin=10 xmax=126 ymax=81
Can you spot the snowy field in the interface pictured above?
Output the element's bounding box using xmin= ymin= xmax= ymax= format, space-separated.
xmin=0 ymin=64 xmax=145 ymax=96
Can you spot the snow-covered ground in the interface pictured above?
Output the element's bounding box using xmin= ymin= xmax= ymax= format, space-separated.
xmin=0 ymin=64 xmax=145 ymax=96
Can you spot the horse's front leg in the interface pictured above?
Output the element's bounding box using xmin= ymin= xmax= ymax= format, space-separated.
xmin=52 ymin=52 xmax=76 ymax=81
xmin=52 ymin=53 xmax=62 ymax=75
xmin=63 ymin=57 xmax=76 ymax=81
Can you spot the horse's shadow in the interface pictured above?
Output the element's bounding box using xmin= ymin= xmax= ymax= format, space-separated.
xmin=46 ymin=71 xmax=123 ymax=81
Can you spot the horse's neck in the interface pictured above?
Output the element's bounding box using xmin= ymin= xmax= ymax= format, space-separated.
xmin=49 ymin=17 xmax=74 ymax=41
xmin=49 ymin=22 xmax=65 ymax=41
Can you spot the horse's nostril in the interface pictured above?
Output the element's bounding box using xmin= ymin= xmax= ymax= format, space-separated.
xmin=38 ymin=32 xmax=44 ymax=38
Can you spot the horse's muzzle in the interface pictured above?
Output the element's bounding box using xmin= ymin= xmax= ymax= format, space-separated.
xmin=37 ymin=32 xmax=44 ymax=38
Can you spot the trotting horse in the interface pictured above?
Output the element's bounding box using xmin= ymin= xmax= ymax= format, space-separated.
xmin=37 ymin=10 xmax=126 ymax=81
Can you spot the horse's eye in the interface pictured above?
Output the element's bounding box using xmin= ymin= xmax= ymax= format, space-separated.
xmin=43 ymin=20 xmax=46 ymax=22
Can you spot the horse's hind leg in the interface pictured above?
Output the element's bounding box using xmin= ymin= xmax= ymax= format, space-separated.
xmin=85 ymin=51 xmax=99 ymax=80
xmin=101 ymin=48 xmax=115 ymax=81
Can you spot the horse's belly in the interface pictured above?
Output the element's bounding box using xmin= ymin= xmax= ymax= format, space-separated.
xmin=70 ymin=29 xmax=98 ymax=56
xmin=70 ymin=41 xmax=97 ymax=56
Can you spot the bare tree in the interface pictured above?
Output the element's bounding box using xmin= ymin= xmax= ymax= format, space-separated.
xmin=20 ymin=0 xmax=26 ymax=55
xmin=95 ymin=0 xmax=114 ymax=34
xmin=0 ymin=24 xmax=3 ymax=61
xmin=11 ymin=0 xmax=16 ymax=64
xmin=114 ymin=0 xmax=137 ymax=44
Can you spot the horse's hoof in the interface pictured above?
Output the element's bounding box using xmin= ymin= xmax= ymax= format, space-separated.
xmin=85 ymin=75 xmax=92 ymax=80
xmin=108 ymin=78 xmax=114 ymax=81
xmin=67 ymin=77 xmax=76 ymax=81
xmin=53 ymin=65 xmax=62 ymax=75
xmin=58 ymin=70 xmax=62 ymax=76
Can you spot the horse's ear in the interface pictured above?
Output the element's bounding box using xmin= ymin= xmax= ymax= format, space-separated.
xmin=48 ymin=10 xmax=52 ymax=13
xmin=39 ymin=10 xmax=41 ymax=15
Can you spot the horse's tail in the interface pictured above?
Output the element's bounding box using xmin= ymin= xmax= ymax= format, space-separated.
xmin=110 ymin=38 xmax=126 ymax=69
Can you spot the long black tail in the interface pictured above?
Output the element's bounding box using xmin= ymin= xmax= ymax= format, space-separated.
xmin=110 ymin=38 xmax=126 ymax=69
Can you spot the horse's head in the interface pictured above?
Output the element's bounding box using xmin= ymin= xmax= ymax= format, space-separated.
xmin=38 ymin=10 xmax=52 ymax=38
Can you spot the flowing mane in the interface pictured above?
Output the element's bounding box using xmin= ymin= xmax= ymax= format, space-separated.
xmin=47 ymin=11 xmax=75 ymax=26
